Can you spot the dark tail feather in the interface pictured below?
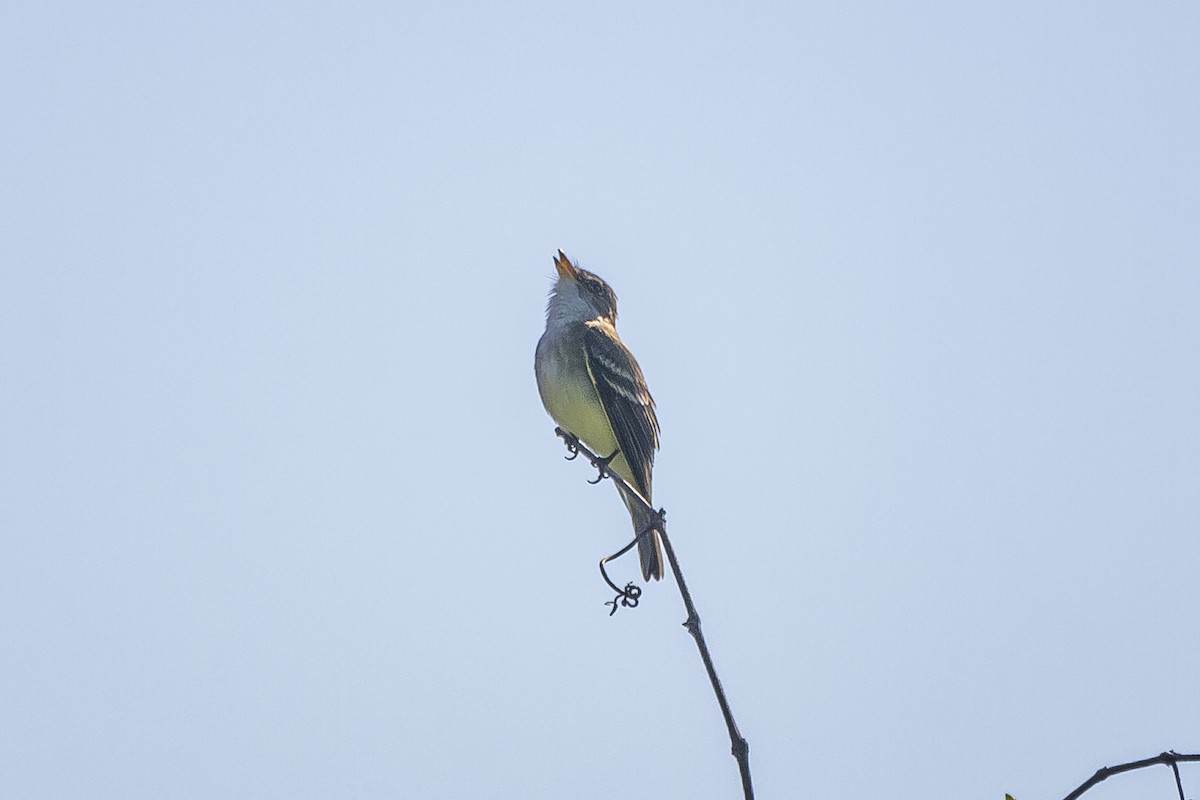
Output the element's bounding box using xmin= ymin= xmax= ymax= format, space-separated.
xmin=637 ymin=525 xmax=665 ymax=582
xmin=631 ymin=502 xmax=664 ymax=581
xmin=619 ymin=486 xmax=664 ymax=581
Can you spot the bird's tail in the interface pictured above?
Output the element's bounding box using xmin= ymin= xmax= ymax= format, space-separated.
xmin=626 ymin=493 xmax=665 ymax=582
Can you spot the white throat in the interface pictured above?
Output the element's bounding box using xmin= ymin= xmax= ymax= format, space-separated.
xmin=545 ymin=278 xmax=601 ymax=330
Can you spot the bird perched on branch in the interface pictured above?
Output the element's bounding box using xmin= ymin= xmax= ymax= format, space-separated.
xmin=534 ymin=250 xmax=663 ymax=581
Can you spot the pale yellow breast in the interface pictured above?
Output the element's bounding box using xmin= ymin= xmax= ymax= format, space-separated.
xmin=535 ymin=334 xmax=637 ymax=487
xmin=536 ymin=352 xmax=617 ymax=452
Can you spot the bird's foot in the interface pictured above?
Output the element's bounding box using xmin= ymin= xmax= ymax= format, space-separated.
xmin=555 ymin=427 xmax=582 ymax=460
xmin=587 ymin=449 xmax=620 ymax=484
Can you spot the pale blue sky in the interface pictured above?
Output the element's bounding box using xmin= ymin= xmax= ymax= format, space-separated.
xmin=2 ymin=2 xmax=1198 ymax=798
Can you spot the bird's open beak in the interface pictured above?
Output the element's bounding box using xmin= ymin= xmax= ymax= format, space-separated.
xmin=554 ymin=250 xmax=578 ymax=281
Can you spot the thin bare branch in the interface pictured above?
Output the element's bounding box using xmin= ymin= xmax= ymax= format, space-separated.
xmin=554 ymin=427 xmax=754 ymax=800
xmin=1063 ymin=751 xmax=1200 ymax=800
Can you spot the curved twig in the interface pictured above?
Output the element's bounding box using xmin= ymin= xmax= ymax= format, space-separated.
xmin=1062 ymin=750 xmax=1200 ymax=800
xmin=554 ymin=427 xmax=754 ymax=800
xmin=598 ymin=535 xmax=642 ymax=615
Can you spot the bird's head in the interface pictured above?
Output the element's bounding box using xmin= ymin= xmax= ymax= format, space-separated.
xmin=548 ymin=250 xmax=619 ymax=323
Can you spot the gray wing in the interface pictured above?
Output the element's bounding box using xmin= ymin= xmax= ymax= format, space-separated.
xmin=582 ymin=319 xmax=660 ymax=499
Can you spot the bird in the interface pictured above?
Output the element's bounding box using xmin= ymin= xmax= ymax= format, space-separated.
xmin=534 ymin=250 xmax=664 ymax=581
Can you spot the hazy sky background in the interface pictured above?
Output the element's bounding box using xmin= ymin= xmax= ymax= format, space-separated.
xmin=3 ymin=2 xmax=1198 ymax=798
